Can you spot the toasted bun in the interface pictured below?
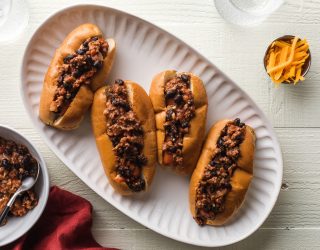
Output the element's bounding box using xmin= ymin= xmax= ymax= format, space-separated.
xmin=189 ymin=119 xmax=256 ymax=226
xmin=91 ymin=81 xmax=157 ymax=195
xmin=39 ymin=23 xmax=116 ymax=130
xmin=149 ymin=70 xmax=208 ymax=175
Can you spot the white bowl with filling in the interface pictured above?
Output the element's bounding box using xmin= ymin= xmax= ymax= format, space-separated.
xmin=0 ymin=125 xmax=50 ymax=247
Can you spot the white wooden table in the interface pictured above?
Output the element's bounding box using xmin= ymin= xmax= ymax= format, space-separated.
xmin=1 ymin=0 xmax=319 ymax=249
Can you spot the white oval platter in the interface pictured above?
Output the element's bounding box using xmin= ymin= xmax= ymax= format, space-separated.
xmin=21 ymin=4 xmax=283 ymax=247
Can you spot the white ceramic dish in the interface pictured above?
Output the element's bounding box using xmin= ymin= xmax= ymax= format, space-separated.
xmin=21 ymin=4 xmax=283 ymax=247
xmin=0 ymin=125 xmax=50 ymax=247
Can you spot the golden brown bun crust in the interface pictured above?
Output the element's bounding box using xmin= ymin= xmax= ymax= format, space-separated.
xmin=39 ymin=23 xmax=116 ymax=130
xmin=91 ymin=81 xmax=157 ymax=195
xmin=149 ymin=70 xmax=208 ymax=175
xmin=189 ymin=119 xmax=256 ymax=226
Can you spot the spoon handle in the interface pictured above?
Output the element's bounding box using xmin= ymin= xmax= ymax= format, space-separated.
xmin=0 ymin=188 xmax=22 ymax=225
xmin=0 ymin=206 xmax=10 ymax=225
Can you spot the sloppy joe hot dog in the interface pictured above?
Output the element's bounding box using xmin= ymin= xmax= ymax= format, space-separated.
xmin=149 ymin=70 xmax=208 ymax=175
xmin=91 ymin=79 xmax=157 ymax=195
xmin=189 ymin=119 xmax=256 ymax=226
xmin=39 ymin=23 xmax=116 ymax=130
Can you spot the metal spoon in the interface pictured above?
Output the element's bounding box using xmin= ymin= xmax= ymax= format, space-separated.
xmin=0 ymin=162 xmax=40 ymax=226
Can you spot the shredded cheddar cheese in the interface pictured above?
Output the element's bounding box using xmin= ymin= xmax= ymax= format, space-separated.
xmin=266 ymin=36 xmax=309 ymax=85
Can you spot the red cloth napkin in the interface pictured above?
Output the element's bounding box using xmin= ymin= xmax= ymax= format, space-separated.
xmin=4 ymin=186 xmax=118 ymax=250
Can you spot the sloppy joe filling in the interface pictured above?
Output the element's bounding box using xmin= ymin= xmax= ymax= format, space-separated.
xmin=163 ymin=74 xmax=195 ymax=166
xmin=0 ymin=137 xmax=38 ymax=225
xmin=194 ymin=118 xmax=246 ymax=225
xmin=50 ymin=36 xmax=109 ymax=116
xmin=104 ymin=79 xmax=147 ymax=192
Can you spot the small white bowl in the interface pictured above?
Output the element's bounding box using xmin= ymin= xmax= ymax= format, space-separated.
xmin=0 ymin=125 xmax=50 ymax=247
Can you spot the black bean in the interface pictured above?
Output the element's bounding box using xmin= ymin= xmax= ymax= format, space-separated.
xmin=224 ymin=183 xmax=232 ymax=190
xmin=132 ymin=127 xmax=144 ymax=136
xmin=73 ymin=70 xmax=82 ymax=78
xmin=165 ymin=89 xmax=176 ymax=99
xmin=166 ymin=109 xmax=174 ymax=121
xmin=18 ymin=145 xmax=28 ymax=155
xmin=119 ymin=168 xmax=131 ymax=177
xmin=4 ymin=147 xmax=12 ymax=155
xmin=136 ymin=155 xmax=147 ymax=166
xmin=117 ymin=147 xmax=124 ymax=156
xmin=86 ymin=57 xmax=93 ymax=65
xmin=12 ymin=162 xmax=20 ymax=169
xmin=181 ymin=74 xmax=189 ymax=82
xmin=181 ymin=121 xmax=189 ymax=128
xmin=83 ymin=41 xmax=89 ymax=47
xmin=239 ymin=122 xmax=245 ymax=127
xmin=63 ymin=54 xmax=75 ymax=64
xmin=220 ymin=145 xmax=226 ymax=154
xmin=1 ymin=159 xmax=11 ymax=169
xmin=72 ymin=68 xmax=84 ymax=78
xmin=76 ymin=49 xmax=86 ymax=55
xmin=210 ymin=185 xmax=216 ymax=193
xmin=234 ymin=118 xmax=240 ymax=126
xmin=212 ymin=204 xmax=219 ymax=212
xmin=123 ymin=148 xmax=134 ymax=158
xmin=91 ymin=36 xmax=99 ymax=41
xmin=209 ymin=160 xmax=216 ymax=166
xmin=169 ymin=125 xmax=178 ymax=135
xmin=93 ymin=60 xmax=103 ymax=69
xmin=164 ymin=125 xmax=172 ymax=135
xmin=174 ymin=94 xmax=184 ymax=105
xmin=115 ymin=79 xmax=124 ymax=85
xmin=22 ymin=155 xmax=31 ymax=167
xmin=218 ymin=138 xmax=224 ymax=147
xmin=168 ymin=146 xmax=177 ymax=153
xmin=204 ymin=204 xmax=211 ymax=212
xmin=81 ymin=64 xmax=90 ymax=72
xmin=63 ymin=82 xmax=71 ymax=90
xmin=132 ymin=142 xmax=143 ymax=151
xmin=112 ymin=100 xmax=130 ymax=111
xmin=111 ymin=137 xmax=119 ymax=147
xmin=129 ymin=179 xmax=145 ymax=192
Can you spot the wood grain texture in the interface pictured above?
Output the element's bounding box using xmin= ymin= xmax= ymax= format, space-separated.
xmin=92 ymin=229 xmax=320 ymax=250
xmin=0 ymin=0 xmax=319 ymax=249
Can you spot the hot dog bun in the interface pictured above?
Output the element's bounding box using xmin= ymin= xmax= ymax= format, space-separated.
xmin=39 ymin=23 xmax=116 ymax=130
xmin=92 ymin=80 xmax=157 ymax=195
xmin=189 ymin=119 xmax=256 ymax=226
xmin=149 ymin=70 xmax=208 ymax=175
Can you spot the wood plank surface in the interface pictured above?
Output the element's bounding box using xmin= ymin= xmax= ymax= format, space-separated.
xmin=0 ymin=0 xmax=319 ymax=249
xmin=92 ymin=229 xmax=320 ymax=250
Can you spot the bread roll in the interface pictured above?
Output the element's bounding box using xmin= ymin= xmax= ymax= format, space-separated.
xmin=92 ymin=79 xmax=156 ymax=195
xmin=189 ymin=118 xmax=256 ymax=226
xmin=39 ymin=23 xmax=116 ymax=130
xmin=149 ymin=70 xmax=208 ymax=175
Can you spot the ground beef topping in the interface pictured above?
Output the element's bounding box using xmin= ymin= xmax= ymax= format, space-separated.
xmin=194 ymin=118 xmax=246 ymax=225
xmin=50 ymin=36 xmax=109 ymax=116
xmin=163 ymin=74 xmax=195 ymax=166
xmin=0 ymin=137 xmax=38 ymax=225
xmin=104 ymin=79 xmax=147 ymax=192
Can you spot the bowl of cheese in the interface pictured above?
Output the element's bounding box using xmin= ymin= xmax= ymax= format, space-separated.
xmin=264 ymin=35 xmax=311 ymax=85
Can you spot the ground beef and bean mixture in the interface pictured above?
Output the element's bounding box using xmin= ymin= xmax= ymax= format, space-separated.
xmin=195 ymin=118 xmax=246 ymax=225
xmin=163 ymin=74 xmax=195 ymax=166
xmin=50 ymin=36 xmax=109 ymax=116
xmin=104 ymin=79 xmax=147 ymax=192
xmin=0 ymin=137 xmax=38 ymax=224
